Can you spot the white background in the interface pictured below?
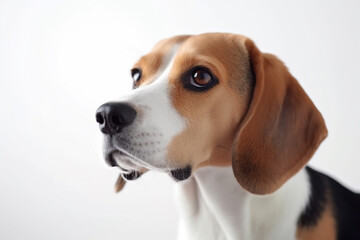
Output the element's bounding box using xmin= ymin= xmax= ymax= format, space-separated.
xmin=1 ymin=0 xmax=359 ymax=239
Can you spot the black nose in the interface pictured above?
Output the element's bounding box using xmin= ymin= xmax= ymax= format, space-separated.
xmin=95 ymin=102 xmax=137 ymax=135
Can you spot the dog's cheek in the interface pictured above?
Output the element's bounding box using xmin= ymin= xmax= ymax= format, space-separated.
xmin=166 ymin=83 xmax=246 ymax=169
xmin=166 ymin=123 xmax=213 ymax=168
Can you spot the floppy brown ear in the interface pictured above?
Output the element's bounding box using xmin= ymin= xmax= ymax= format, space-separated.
xmin=232 ymin=39 xmax=328 ymax=195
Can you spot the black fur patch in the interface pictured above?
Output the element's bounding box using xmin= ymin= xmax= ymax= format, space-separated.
xmin=327 ymin=172 xmax=360 ymax=239
xmin=170 ymin=165 xmax=192 ymax=181
xmin=298 ymin=166 xmax=327 ymax=227
xmin=299 ymin=166 xmax=360 ymax=239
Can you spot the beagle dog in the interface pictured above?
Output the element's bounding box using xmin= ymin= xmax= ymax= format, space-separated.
xmin=95 ymin=33 xmax=360 ymax=240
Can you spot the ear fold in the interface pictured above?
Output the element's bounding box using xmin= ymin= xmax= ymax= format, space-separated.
xmin=232 ymin=39 xmax=328 ymax=195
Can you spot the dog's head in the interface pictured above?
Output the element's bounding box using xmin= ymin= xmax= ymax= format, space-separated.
xmin=96 ymin=33 xmax=327 ymax=194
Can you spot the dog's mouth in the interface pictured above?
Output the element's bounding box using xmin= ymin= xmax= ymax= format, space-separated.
xmin=106 ymin=150 xmax=142 ymax=173
xmin=107 ymin=150 xmax=192 ymax=181
xmin=105 ymin=150 xmax=143 ymax=191
xmin=105 ymin=150 xmax=129 ymax=167
xmin=105 ymin=146 xmax=192 ymax=193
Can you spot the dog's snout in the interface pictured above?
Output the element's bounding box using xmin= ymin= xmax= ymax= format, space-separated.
xmin=95 ymin=102 xmax=137 ymax=135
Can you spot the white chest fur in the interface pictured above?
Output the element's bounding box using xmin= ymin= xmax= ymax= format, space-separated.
xmin=175 ymin=166 xmax=310 ymax=240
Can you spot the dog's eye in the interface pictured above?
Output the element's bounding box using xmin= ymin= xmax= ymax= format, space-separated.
xmin=182 ymin=67 xmax=218 ymax=92
xmin=131 ymin=68 xmax=142 ymax=82
xmin=191 ymin=69 xmax=213 ymax=87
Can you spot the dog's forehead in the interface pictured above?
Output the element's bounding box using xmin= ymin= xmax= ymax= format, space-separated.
xmin=135 ymin=35 xmax=189 ymax=66
xmin=134 ymin=33 xmax=250 ymax=86
xmin=178 ymin=33 xmax=248 ymax=57
xmin=137 ymin=33 xmax=249 ymax=66
xmin=173 ymin=34 xmax=250 ymax=80
xmin=132 ymin=35 xmax=189 ymax=85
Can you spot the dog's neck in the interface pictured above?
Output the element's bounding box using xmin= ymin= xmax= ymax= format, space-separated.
xmin=175 ymin=166 xmax=310 ymax=240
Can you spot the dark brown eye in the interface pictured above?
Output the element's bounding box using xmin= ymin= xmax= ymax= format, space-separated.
xmin=191 ymin=69 xmax=213 ymax=87
xmin=182 ymin=66 xmax=218 ymax=92
xmin=131 ymin=68 xmax=142 ymax=82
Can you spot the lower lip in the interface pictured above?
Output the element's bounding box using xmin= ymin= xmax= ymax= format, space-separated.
xmin=108 ymin=150 xmax=141 ymax=171
xmin=106 ymin=150 xmax=131 ymax=167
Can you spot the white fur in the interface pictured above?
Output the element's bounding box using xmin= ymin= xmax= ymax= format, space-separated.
xmin=175 ymin=166 xmax=310 ymax=240
xmin=102 ymin=42 xmax=312 ymax=240
xmin=110 ymin=45 xmax=186 ymax=171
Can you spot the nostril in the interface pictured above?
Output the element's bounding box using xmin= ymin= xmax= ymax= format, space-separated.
xmin=110 ymin=114 xmax=122 ymax=126
xmin=96 ymin=113 xmax=105 ymax=124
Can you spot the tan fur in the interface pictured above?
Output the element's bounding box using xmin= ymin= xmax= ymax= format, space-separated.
xmin=296 ymin=201 xmax=336 ymax=240
xmin=134 ymin=33 xmax=327 ymax=195
xmin=114 ymin=174 xmax=126 ymax=193
xmin=166 ymin=34 xmax=252 ymax=170
xmin=231 ymin=39 xmax=328 ymax=194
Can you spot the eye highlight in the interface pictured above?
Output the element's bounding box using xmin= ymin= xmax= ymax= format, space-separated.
xmin=182 ymin=66 xmax=219 ymax=92
xmin=131 ymin=68 xmax=142 ymax=83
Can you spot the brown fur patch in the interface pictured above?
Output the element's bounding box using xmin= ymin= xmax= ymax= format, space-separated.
xmin=297 ymin=201 xmax=336 ymax=240
xmin=165 ymin=34 xmax=253 ymax=170
xmin=131 ymin=33 xmax=327 ymax=196
xmin=231 ymin=39 xmax=328 ymax=194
